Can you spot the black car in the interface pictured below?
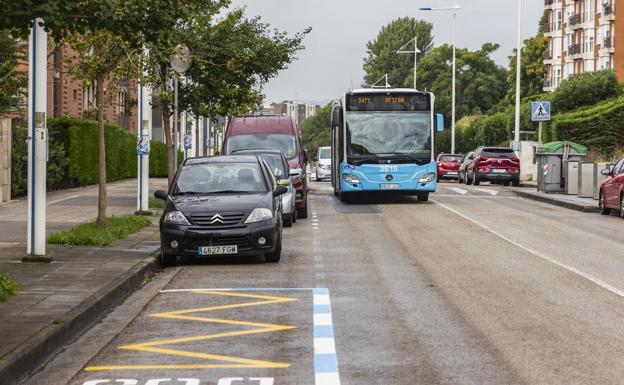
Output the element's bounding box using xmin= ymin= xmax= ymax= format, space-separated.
xmin=154 ymin=155 xmax=289 ymax=266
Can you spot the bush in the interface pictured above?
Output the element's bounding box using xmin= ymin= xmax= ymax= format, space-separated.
xmin=551 ymin=70 xmax=620 ymax=113
xmin=0 ymin=273 xmax=20 ymax=302
xmin=48 ymin=215 xmax=152 ymax=246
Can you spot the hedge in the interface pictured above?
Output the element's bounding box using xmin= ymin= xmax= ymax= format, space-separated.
xmin=549 ymin=96 xmax=624 ymax=156
xmin=11 ymin=117 xmax=179 ymax=197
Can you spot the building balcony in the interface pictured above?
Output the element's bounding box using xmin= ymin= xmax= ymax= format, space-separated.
xmin=543 ymin=77 xmax=554 ymax=92
xmin=602 ymin=37 xmax=616 ymax=53
xmin=568 ymin=14 xmax=583 ymax=28
xmin=568 ymin=43 xmax=583 ymax=57
xmin=544 ymin=0 xmax=554 ymax=9
xmin=544 ymin=23 xmax=559 ymax=36
xmin=602 ymin=3 xmax=616 ymax=21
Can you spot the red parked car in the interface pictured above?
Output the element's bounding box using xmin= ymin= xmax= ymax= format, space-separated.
xmin=599 ymin=159 xmax=624 ymax=217
xmin=436 ymin=153 xmax=463 ymax=182
xmin=465 ymin=147 xmax=520 ymax=186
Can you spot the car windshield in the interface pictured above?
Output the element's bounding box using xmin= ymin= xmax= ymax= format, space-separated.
xmin=258 ymin=154 xmax=287 ymax=179
xmin=227 ymin=134 xmax=297 ymax=160
xmin=439 ymin=155 xmax=463 ymax=162
xmin=319 ymin=147 xmax=331 ymax=159
xmin=482 ymin=149 xmax=517 ymax=158
xmin=173 ymin=162 xmax=267 ymax=194
xmin=346 ymin=111 xmax=431 ymax=160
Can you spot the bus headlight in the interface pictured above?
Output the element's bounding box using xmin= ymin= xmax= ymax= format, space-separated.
xmin=342 ymin=173 xmax=360 ymax=184
xmin=418 ymin=172 xmax=436 ymax=183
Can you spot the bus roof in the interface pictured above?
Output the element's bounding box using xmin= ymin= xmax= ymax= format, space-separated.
xmin=348 ymin=88 xmax=428 ymax=94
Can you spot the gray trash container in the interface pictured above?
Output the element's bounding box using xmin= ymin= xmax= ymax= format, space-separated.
xmin=536 ymin=141 xmax=587 ymax=193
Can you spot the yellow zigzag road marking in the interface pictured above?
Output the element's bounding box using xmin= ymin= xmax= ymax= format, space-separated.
xmin=85 ymin=290 xmax=298 ymax=371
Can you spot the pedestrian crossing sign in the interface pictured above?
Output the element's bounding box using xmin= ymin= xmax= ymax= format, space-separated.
xmin=531 ymin=101 xmax=551 ymax=121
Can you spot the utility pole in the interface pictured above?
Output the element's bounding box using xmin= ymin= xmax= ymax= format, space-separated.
xmin=173 ymin=78 xmax=178 ymax=171
xmin=26 ymin=18 xmax=48 ymax=258
xmin=136 ymin=71 xmax=152 ymax=215
xmin=514 ymin=0 xmax=523 ymax=150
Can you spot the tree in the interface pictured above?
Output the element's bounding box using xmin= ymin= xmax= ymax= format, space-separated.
xmin=505 ymin=34 xmax=548 ymax=103
xmin=362 ymin=17 xmax=433 ymax=88
xmin=302 ymin=103 xmax=332 ymax=156
xmin=417 ymin=43 xmax=507 ymax=123
xmin=551 ymin=70 xmax=620 ymax=112
xmin=0 ymin=29 xmax=26 ymax=114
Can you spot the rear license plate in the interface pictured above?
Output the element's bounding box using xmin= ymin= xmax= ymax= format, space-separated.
xmin=492 ymin=169 xmax=507 ymax=173
xmin=198 ymin=245 xmax=238 ymax=255
xmin=446 ymin=171 xmax=458 ymax=175
xmin=380 ymin=183 xmax=401 ymax=189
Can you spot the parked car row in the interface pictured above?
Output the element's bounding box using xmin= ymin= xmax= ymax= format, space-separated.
xmin=154 ymin=115 xmax=310 ymax=266
xmin=438 ymin=147 xmax=520 ymax=187
xmin=599 ymin=158 xmax=624 ymax=218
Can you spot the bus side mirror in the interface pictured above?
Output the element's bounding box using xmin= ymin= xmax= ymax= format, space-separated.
xmin=331 ymin=105 xmax=343 ymax=128
xmin=436 ymin=114 xmax=445 ymax=132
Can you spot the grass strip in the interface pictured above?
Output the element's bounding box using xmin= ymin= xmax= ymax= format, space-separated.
xmin=0 ymin=274 xmax=21 ymax=302
xmin=149 ymin=198 xmax=165 ymax=209
xmin=48 ymin=215 xmax=152 ymax=247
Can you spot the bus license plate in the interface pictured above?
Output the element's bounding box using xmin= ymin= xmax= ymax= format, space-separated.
xmin=380 ymin=183 xmax=401 ymax=189
xmin=198 ymin=245 xmax=238 ymax=255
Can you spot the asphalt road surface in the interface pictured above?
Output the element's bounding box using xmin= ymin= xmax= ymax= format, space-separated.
xmin=25 ymin=181 xmax=624 ymax=385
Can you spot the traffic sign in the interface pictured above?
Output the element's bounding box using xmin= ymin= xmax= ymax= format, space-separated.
xmin=531 ymin=101 xmax=551 ymax=121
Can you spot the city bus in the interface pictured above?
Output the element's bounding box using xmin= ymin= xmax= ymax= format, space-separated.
xmin=331 ymin=88 xmax=442 ymax=202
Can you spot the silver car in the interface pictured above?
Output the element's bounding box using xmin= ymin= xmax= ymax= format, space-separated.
xmin=232 ymin=149 xmax=297 ymax=227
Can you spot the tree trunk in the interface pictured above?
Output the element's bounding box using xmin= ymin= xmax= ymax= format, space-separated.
xmin=95 ymin=73 xmax=107 ymax=229
xmin=162 ymin=110 xmax=175 ymax=186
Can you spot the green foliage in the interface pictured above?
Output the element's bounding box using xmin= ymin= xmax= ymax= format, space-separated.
xmin=149 ymin=198 xmax=165 ymax=209
xmin=48 ymin=215 xmax=152 ymax=246
xmin=418 ymin=43 xmax=507 ymax=123
xmin=549 ymin=96 xmax=624 ymax=157
xmin=0 ymin=273 xmax=20 ymax=302
xmin=437 ymin=113 xmax=511 ymax=155
xmin=362 ymin=17 xmax=433 ymax=88
xmin=302 ymin=103 xmax=332 ymax=156
xmin=0 ymin=29 xmax=26 ymax=114
xmin=551 ymin=70 xmax=620 ymax=113
xmin=506 ymin=34 xmax=548 ymax=102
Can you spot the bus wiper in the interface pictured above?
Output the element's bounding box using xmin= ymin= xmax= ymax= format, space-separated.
xmin=207 ymin=190 xmax=250 ymax=194
xmin=382 ymin=154 xmax=430 ymax=165
xmin=173 ymin=191 xmax=204 ymax=196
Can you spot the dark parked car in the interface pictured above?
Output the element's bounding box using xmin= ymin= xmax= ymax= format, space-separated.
xmin=154 ymin=155 xmax=289 ymax=266
xmin=465 ymin=147 xmax=520 ymax=186
xmin=599 ymin=158 xmax=624 ymax=217
xmin=458 ymin=151 xmax=474 ymax=184
xmin=436 ymin=153 xmax=464 ymax=182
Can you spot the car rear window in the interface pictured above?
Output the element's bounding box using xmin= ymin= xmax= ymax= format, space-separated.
xmin=439 ymin=155 xmax=463 ymax=162
xmin=481 ymin=149 xmax=517 ymax=159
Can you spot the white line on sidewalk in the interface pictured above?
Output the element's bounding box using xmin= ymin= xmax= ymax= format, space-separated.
xmin=445 ymin=187 xmax=467 ymax=195
xmin=473 ymin=188 xmax=498 ymax=196
xmin=47 ymin=194 xmax=81 ymax=206
xmin=432 ymin=199 xmax=624 ymax=299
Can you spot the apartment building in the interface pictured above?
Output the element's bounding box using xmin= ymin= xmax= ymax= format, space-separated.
xmin=543 ymin=0 xmax=623 ymax=91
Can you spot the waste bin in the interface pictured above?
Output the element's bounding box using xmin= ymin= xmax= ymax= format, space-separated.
xmin=578 ymin=161 xmax=595 ymax=198
xmin=593 ymin=162 xmax=609 ymax=200
xmin=536 ymin=141 xmax=587 ymax=193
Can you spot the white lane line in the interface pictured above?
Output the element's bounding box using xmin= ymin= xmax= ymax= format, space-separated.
xmin=445 ymin=187 xmax=467 ymax=195
xmin=47 ymin=194 xmax=81 ymax=205
xmin=314 ymin=293 xmax=331 ymax=305
xmin=432 ymin=199 xmax=624 ymax=299
xmin=473 ymin=188 xmax=498 ymax=196
xmin=314 ymin=337 xmax=337 ymax=354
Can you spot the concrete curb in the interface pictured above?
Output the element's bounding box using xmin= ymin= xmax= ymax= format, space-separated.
xmin=512 ymin=189 xmax=600 ymax=213
xmin=0 ymin=252 xmax=160 ymax=385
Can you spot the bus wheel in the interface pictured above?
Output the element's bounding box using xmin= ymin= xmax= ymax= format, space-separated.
xmin=416 ymin=192 xmax=429 ymax=202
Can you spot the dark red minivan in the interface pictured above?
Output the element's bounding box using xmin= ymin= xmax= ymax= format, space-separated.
xmin=223 ymin=115 xmax=309 ymax=218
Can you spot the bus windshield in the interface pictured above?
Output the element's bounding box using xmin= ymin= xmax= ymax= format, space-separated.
xmin=346 ymin=111 xmax=431 ymax=161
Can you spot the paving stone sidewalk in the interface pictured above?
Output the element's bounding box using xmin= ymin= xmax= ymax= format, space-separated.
xmin=0 ymin=178 xmax=167 ymax=385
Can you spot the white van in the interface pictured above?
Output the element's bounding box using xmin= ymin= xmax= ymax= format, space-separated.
xmin=315 ymin=146 xmax=332 ymax=181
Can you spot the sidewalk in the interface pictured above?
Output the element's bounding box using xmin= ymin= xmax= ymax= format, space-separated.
xmin=509 ymin=186 xmax=600 ymax=213
xmin=0 ymin=178 xmax=167 ymax=385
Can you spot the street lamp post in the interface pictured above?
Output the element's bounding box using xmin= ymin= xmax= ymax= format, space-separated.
xmin=170 ymin=44 xmax=193 ymax=172
xmin=514 ymin=0 xmax=523 ymax=150
xmin=420 ymin=0 xmax=461 ymax=154
xmin=396 ymin=35 xmax=421 ymax=90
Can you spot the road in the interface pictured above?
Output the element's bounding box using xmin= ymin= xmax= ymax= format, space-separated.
xmin=25 ymin=181 xmax=624 ymax=385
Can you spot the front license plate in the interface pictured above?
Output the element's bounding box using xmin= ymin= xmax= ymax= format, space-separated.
xmin=492 ymin=169 xmax=507 ymax=173
xmin=198 ymin=245 xmax=238 ymax=256
xmin=380 ymin=183 xmax=401 ymax=189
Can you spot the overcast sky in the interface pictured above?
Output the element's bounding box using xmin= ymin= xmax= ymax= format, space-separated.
xmin=230 ymin=0 xmax=544 ymax=103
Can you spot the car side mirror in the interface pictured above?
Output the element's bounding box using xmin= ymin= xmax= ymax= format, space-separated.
xmin=601 ymin=168 xmax=611 ymax=176
xmin=154 ymin=190 xmax=168 ymax=201
xmin=278 ymin=179 xmax=290 ymax=187
xmin=289 ymin=168 xmax=300 ymax=177
xmin=273 ymin=185 xmax=288 ymax=197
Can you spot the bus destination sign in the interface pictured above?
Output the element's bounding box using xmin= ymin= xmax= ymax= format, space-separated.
xmin=346 ymin=93 xmax=430 ymax=111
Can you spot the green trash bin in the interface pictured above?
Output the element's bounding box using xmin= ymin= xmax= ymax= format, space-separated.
xmin=536 ymin=141 xmax=587 ymax=193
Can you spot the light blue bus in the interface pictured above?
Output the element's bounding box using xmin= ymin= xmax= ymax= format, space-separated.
xmin=331 ymin=88 xmax=442 ymax=202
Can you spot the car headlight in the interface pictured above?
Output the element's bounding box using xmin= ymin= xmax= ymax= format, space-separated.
xmin=342 ymin=173 xmax=360 ymax=184
xmin=164 ymin=210 xmax=190 ymax=225
xmin=419 ymin=172 xmax=436 ymax=183
xmin=245 ymin=208 xmax=273 ymax=224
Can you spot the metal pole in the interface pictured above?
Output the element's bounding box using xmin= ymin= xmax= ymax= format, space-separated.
xmin=451 ymin=8 xmax=456 ymax=154
xmin=137 ymin=75 xmax=151 ymax=214
xmin=514 ymin=0 xmax=523 ymax=146
xmin=414 ymin=35 xmax=418 ymax=90
xmin=173 ymin=78 xmax=178 ymax=170
xmin=202 ymin=117 xmax=208 ymax=156
xmin=27 ymin=18 xmax=47 ymax=256
xmin=538 ymin=121 xmax=543 ymax=145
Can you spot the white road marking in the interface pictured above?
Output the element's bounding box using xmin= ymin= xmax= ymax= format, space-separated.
xmin=47 ymin=194 xmax=80 ymax=205
xmin=445 ymin=187 xmax=467 ymax=195
xmin=313 ymin=294 xmax=331 ymax=305
xmin=315 ymin=373 xmax=341 ymax=385
xmin=473 ymin=188 xmax=498 ymax=196
xmin=432 ymin=199 xmax=624 ymax=299
xmin=314 ymin=338 xmax=337 ymax=354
